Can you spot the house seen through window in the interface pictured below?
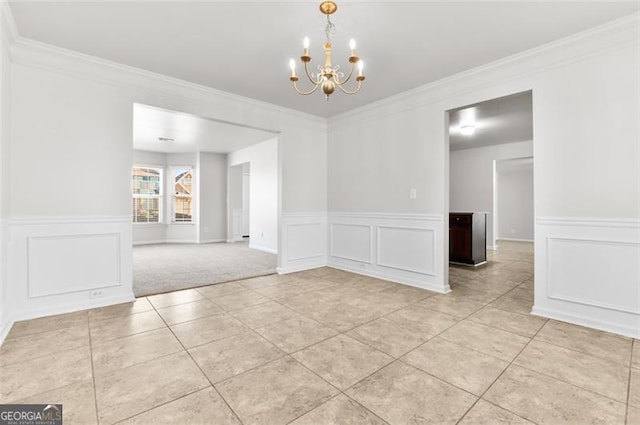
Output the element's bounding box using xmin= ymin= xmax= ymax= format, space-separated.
xmin=132 ymin=166 xmax=162 ymax=223
xmin=173 ymin=167 xmax=193 ymax=222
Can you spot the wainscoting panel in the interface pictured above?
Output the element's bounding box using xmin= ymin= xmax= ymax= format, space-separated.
xmin=377 ymin=226 xmax=436 ymax=276
xmin=329 ymin=223 xmax=372 ymax=263
xmin=28 ymin=233 xmax=121 ymax=298
xmin=533 ymin=217 xmax=640 ymax=338
xmin=278 ymin=212 xmax=327 ymax=274
xmin=5 ymin=217 xmax=134 ymax=332
xmin=328 ymin=213 xmax=447 ymax=293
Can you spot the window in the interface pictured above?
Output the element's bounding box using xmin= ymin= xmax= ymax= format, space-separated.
xmin=173 ymin=167 xmax=193 ymax=223
xmin=132 ymin=166 xmax=162 ymax=223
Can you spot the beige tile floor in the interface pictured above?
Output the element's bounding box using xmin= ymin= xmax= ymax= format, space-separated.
xmin=1 ymin=241 xmax=638 ymax=424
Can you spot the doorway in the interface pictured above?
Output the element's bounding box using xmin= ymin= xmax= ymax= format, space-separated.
xmin=446 ymin=91 xmax=535 ymax=311
xmin=228 ymin=162 xmax=250 ymax=243
xmin=130 ymin=103 xmax=279 ymax=296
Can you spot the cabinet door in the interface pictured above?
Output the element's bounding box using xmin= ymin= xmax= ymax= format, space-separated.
xmin=450 ymin=223 xmax=471 ymax=262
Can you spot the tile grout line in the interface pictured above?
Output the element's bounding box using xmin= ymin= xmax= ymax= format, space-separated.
xmin=283 ymin=346 xmax=391 ymax=425
xmin=453 ymin=319 xmax=549 ymax=425
xmin=625 ymin=339 xmax=635 ymax=424
xmin=260 ymin=270 xmax=537 ymax=422
xmin=86 ymin=312 xmax=101 ymax=425
xmin=195 ymin=277 xmax=424 ymax=424
xmin=150 ymin=301 xmax=246 ymax=425
xmin=106 ymin=300 xmax=246 ymax=425
xmin=0 ymin=328 xmax=95 ymax=369
xmin=110 ymin=388 xmax=210 ymax=425
xmin=525 ymin=335 xmax=633 ymax=368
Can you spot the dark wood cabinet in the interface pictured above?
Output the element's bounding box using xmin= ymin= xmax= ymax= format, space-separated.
xmin=449 ymin=212 xmax=487 ymax=266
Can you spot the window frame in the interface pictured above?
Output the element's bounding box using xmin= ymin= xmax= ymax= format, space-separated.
xmin=170 ymin=165 xmax=195 ymax=224
xmin=132 ymin=165 xmax=164 ymax=224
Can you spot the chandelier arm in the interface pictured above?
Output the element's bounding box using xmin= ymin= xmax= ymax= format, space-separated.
xmin=336 ymin=61 xmax=356 ymax=85
xmin=291 ymin=79 xmax=321 ymax=96
xmin=336 ymin=79 xmax=363 ymax=95
xmin=303 ymin=60 xmax=320 ymax=84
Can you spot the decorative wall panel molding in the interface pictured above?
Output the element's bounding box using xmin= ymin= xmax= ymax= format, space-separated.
xmin=5 ymin=216 xmax=134 ymax=336
xmin=377 ymin=226 xmax=436 ymax=276
xmin=327 ymin=212 xmax=447 ymax=293
xmin=329 ymin=223 xmax=372 ymax=263
xmin=28 ymin=233 xmax=121 ymax=298
xmin=535 ymin=217 xmax=640 ymax=338
xmin=279 ymin=212 xmax=327 ymax=274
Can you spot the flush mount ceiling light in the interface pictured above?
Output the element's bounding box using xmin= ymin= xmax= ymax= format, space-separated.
xmin=459 ymin=125 xmax=476 ymax=136
xmin=289 ymin=1 xmax=365 ymax=100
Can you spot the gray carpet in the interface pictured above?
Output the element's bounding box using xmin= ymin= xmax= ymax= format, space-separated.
xmin=133 ymin=241 xmax=277 ymax=296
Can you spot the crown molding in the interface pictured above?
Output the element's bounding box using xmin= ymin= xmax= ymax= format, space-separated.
xmin=10 ymin=35 xmax=327 ymax=128
xmin=0 ymin=1 xmax=19 ymax=48
xmin=328 ymin=12 xmax=640 ymax=128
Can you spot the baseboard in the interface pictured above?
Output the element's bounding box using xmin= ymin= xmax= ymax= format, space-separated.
xmin=487 ymin=245 xmax=498 ymax=250
xmin=277 ymin=264 xmax=326 ymax=275
xmin=328 ymin=262 xmax=451 ymax=294
xmin=12 ymin=292 xmax=136 ymax=323
xmin=133 ymin=240 xmax=166 ymax=246
xmin=0 ymin=292 xmax=135 ymax=347
xmin=497 ymin=238 xmax=534 ymax=243
xmin=531 ymin=305 xmax=640 ymax=339
xmin=198 ymin=239 xmax=226 ymax=244
xmin=134 ymin=239 xmax=223 ymax=246
xmin=0 ymin=316 xmax=13 ymax=348
xmin=249 ymin=244 xmax=277 ymax=254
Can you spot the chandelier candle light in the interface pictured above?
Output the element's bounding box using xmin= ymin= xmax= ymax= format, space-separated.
xmin=289 ymin=1 xmax=365 ymax=100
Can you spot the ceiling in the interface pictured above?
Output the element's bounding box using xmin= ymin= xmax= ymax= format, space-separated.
xmin=8 ymin=2 xmax=639 ymax=118
xmin=133 ymin=104 xmax=277 ymax=153
xmin=449 ymin=91 xmax=533 ymax=151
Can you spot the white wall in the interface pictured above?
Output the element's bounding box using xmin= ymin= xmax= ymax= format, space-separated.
xmin=0 ymin=1 xmax=13 ymax=341
xmin=496 ymin=159 xmax=534 ymax=241
xmin=450 ymin=141 xmax=533 ymax=249
xmin=328 ymin=15 xmax=639 ymax=337
xmin=2 ymin=31 xmax=327 ymax=341
xmin=227 ymin=163 xmax=244 ymax=242
xmin=228 ymin=138 xmax=278 ymax=254
xmin=198 ymin=152 xmax=227 ymax=243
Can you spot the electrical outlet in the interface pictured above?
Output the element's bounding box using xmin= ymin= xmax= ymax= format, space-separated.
xmin=90 ymin=289 xmax=103 ymax=299
xmin=261 ymin=232 xmax=264 ymax=238
xmin=409 ymin=188 xmax=417 ymax=199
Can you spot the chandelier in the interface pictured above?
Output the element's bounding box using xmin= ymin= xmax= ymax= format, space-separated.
xmin=289 ymin=1 xmax=365 ymax=100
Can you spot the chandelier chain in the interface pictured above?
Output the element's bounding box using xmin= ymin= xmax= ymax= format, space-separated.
xmin=324 ymin=14 xmax=335 ymax=44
